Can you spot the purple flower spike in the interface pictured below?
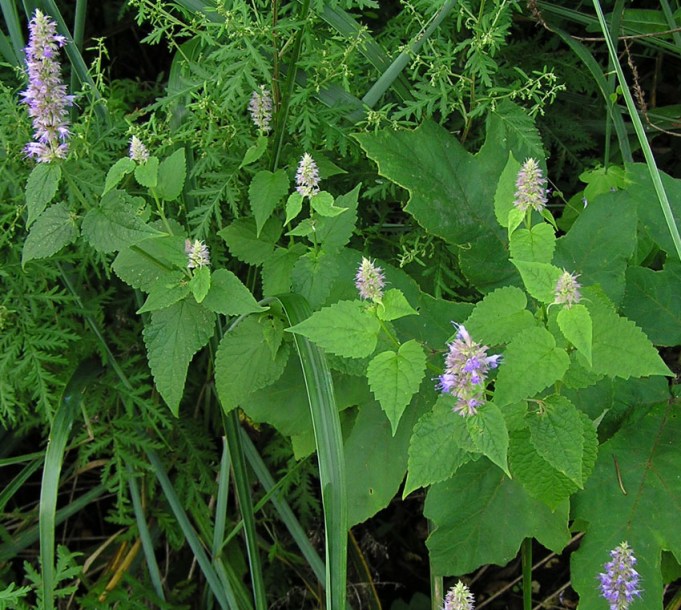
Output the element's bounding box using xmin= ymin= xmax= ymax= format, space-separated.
xmin=185 ymin=239 xmax=210 ymax=269
xmin=554 ymin=270 xmax=581 ymax=308
xmin=514 ymin=158 xmax=547 ymax=213
xmin=129 ymin=135 xmax=149 ymax=163
xmin=296 ymin=153 xmax=320 ymax=198
xmin=355 ymin=257 xmax=385 ymax=301
xmin=248 ymin=86 xmax=272 ymax=134
xmin=598 ymin=541 xmax=641 ymax=610
xmin=443 ymin=581 xmax=475 ymax=610
xmin=437 ymin=323 xmax=501 ymax=417
xmin=21 ymin=10 xmax=73 ymax=163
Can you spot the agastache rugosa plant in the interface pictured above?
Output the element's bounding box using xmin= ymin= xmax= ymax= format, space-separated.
xmin=20 ymin=9 xmax=73 ymax=163
xmin=296 ymin=153 xmax=320 ymax=198
xmin=598 ymin=542 xmax=642 ymax=610
xmin=355 ymin=257 xmax=385 ymax=301
xmin=443 ymin=582 xmax=475 ymax=610
xmin=248 ymin=86 xmax=272 ymax=134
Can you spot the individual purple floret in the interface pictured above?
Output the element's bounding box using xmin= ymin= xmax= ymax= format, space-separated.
xmin=248 ymin=86 xmax=272 ymax=134
xmin=355 ymin=257 xmax=385 ymax=301
xmin=20 ymin=10 xmax=73 ymax=163
xmin=554 ymin=270 xmax=581 ymax=308
xmin=185 ymin=239 xmax=210 ymax=269
xmin=443 ymin=581 xmax=475 ymax=610
xmin=437 ymin=324 xmax=501 ymax=417
xmin=129 ymin=135 xmax=149 ymax=163
xmin=513 ymin=158 xmax=548 ymax=213
xmin=296 ymin=153 xmax=320 ymax=198
xmin=598 ymin=541 xmax=641 ymax=610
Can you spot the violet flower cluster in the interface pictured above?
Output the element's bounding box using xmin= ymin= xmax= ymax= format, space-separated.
xmin=599 ymin=541 xmax=641 ymax=610
xmin=129 ymin=135 xmax=149 ymax=163
xmin=513 ymin=158 xmax=547 ymax=213
xmin=296 ymin=153 xmax=320 ymax=198
xmin=185 ymin=239 xmax=210 ymax=269
xmin=355 ymin=257 xmax=385 ymax=301
xmin=442 ymin=582 xmax=475 ymax=610
xmin=438 ymin=324 xmax=501 ymax=417
xmin=248 ymin=86 xmax=272 ymax=134
xmin=554 ymin=270 xmax=581 ymax=308
xmin=21 ymin=10 xmax=73 ymax=163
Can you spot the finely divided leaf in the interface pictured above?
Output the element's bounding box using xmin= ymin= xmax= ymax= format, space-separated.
xmin=465 ymin=286 xmax=535 ymax=345
xmin=143 ymin=299 xmax=215 ymax=415
xmin=494 ymin=327 xmax=570 ymax=406
xmin=214 ymin=316 xmax=290 ymax=413
xmin=286 ymin=300 xmax=380 ymax=359
xmin=367 ymin=340 xmax=426 ymax=435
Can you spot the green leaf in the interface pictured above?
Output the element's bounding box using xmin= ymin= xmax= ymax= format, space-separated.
xmin=219 ymin=217 xmax=282 ymax=266
xmin=507 ymin=207 xmax=525 ymax=237
xmin=215 ymin=316 xmax=290 ymax=413
xmin=494 ymin=327 xmax=570 ymax=406
xmin=465 ymin=286 xmax=536 ymax=345
xmin=310 ymin=191 xmax=347 ymax=217
xmin=261 ymin=244 xmax=305 ymax=296
xmin=586 ymin=289 xmax=672 ymax=378
xmin=509 ymin=411 xmax=598 ymax=510
xmin=286 ymin=219 xmax=316 ymax=237
xmin=81 ymin=190 xmax=158 ymax=253
xmin=103 ymin=157 xmax=135 ymax=195
xmin=554 ymin=191 xmax=637 ymax=304
xmin=190 ymin=266 xmax=211 ymax=303
xmin=134 ymin=156 xmax=160 ymax=189
xmin=377 ymin=289 xmax=418 ymax=321
xmin=22 ymin=202 xmax=77 ymax=265
xmin=527 ymin=396 xmax=585 ymax=487
xmin=137 ymin=272 xmax=191 ymax=313
xmin=405 ymin=397 xmax=474 ymax=496
xmin=510 ymin=224 xmax=556 ymax=263
xmin=315 ymin=185 xmax=360 ymax=252
xmin=494 ymin=152 xmax=521 ymax=228
xmin=240 ymin=135 xmax=268 ymax=168
xmin=425 ymin=458 xmax=570 ymax=575
xmin=285 ymin=192 xmax=304 ymax=225
xmin=291 ymin=251 xmax=339 ymax=309
xmin=557 ymin=303 xmax=592 ymax=365
xmin=466 ymin=403 xmax=510 ymax=476
xmin=622 ymin=264 xmax=681 ymax=347
xmin=202 ymin=268 xmax=265 ymax=316
xmin=458 ymin=232 xmax=519 ymax=293
xmin=249 ymin=169 xmax=289 ymax=236
xmin=143 ymin=299 xmax=215 ymax=415
xmin=154 ymin=149 xmax=186 ymax=201
xmin=367 ymin=340 xmax=426 ymax=435
xmin=571 ymin=402 xmax=681 ymax=609
xmin=512 ymin=260 xmax=563 ymax=304
xmin=287 ymin=300 xmax=380 ymax=359
xmin=112 ymin=235 xmax=186 ymax=292
xmin=26 ymin=163 xmax=61 ymax=227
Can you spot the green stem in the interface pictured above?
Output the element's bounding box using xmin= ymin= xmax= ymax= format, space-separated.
xmin=522 ymin=538 xmax=532 ymax=610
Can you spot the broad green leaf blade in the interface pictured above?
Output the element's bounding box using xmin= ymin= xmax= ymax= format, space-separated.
xmin=112 ymin=235 xmax=185 ymax=292
xmin=494 ymin=152 xmax=521 ymax=228
xmin=512 ymin=260 xmax=563 ymax=304
xmin=22 ymin=202 xmax=77 ymax=265
xmin=202 ymin=268 xmax=265 ymax=316
xmin=291 ymin=251 xmax=340 ymax=309
xmin=494 ymin=327 xmax=570 ymax=406
xmin=261 ymin=244 xmax=306 ymax=296
xmin=40 ymin=360 xmax=99 ymax=610
xmin=425 ymin=458 xmax=570 ymax=575
xmin=466 ymin=403 xmax=510 ymax=476
xmin=134 ymin=156 xmax=160 ymax=188
xmin=554 ymin=192 xmax=637 ymax=305
xmin=586 ymin=289 xmax=672 ymax=378
xmin=137 ymin=272 xmax=191 ymax=313
xmin=377 ymin=289 xmax=418 ymax=322
xmin=285 ymin=192 xmax=303 ymax=226
xmin=527 ymin=396 xmax=585 ymax=487
xmin=465 ymin=286 xmax=536 ymax=345
xmin=81 ymin=190 xmax=158 ymax=253
xmin=26 ymin=163 xmax=61 ymax=226
xmin=240 ymin=135 xmax=268 ymax=168
xmin=405 ymin=397 xmax=473 ymax=496
xmin=287 ymin=300 xmax=380 ymax=359
xmin=510 ymin=224 xmax=556 ymax=263
xmin=557 ymin=303 xmax=592 ymax=365
xmin=571 ymin=402 xmax=681 ymax=610
xmin=315 ymin=185 xmax=360 ymax=252
xmin=310 ymin=191 xmax=347 ymax=217
xmin=143 ymin=299 xmax=215 ymax=415
xmin=274 ymin=293 xmax=347 ymax=610
xmin=103 ymin=157 xmax=135 ymax=194
xmin=249 ymin=169 xmax=289 ymax=236
xmin=215 ymin=316 xmax=290 ymax=413
xmin=367 ymin=340 xmax=426 ymax=435
xmin=219 ymin=217 xmax=282 ymax=266
xmin=189 ymin=266 xmax=211 ymax=303
xmin=154 ymin=148 xmax=186 ymax=201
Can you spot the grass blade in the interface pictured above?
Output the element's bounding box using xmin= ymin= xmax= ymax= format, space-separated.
xmin=39 ymin=359 xmax=99 ymax=610
xmin=272 ymin=293 xmax=348 ymax=610
xmin=0 ymin=0 xmax=24 ymax=64
xmin=0 ymin=458 xmax=42 ymax=512
xmin=592 ymin=0 xmax=681 ymax=262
